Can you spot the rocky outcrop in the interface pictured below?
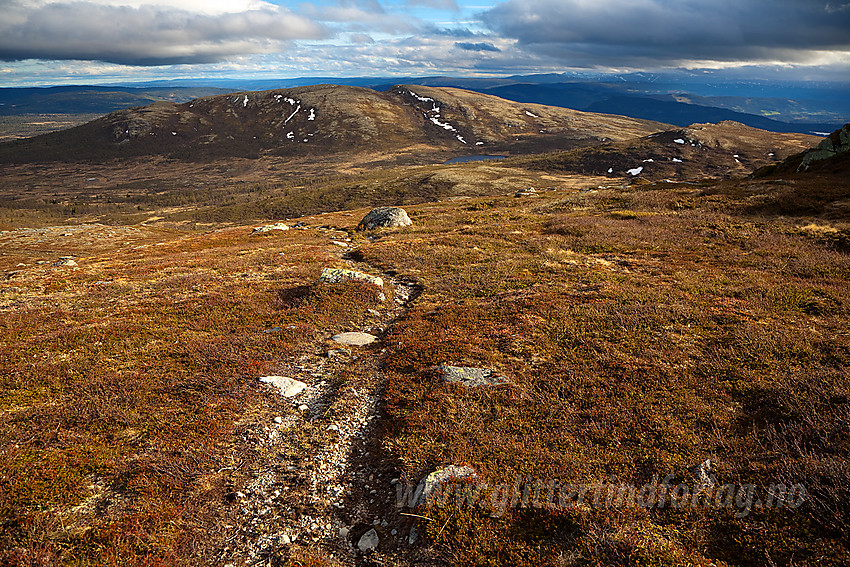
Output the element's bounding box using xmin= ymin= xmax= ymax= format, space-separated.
xmin=798 ymin=123 xmax=850 ymax=171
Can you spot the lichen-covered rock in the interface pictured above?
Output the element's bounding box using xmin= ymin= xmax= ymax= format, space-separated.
xmin=319 ymin=267 xmax=383 ymax=288
xmin=54 ymin=258 xmax=78 ymax=267
xmin=423 ymin=465 xmax=477 ymax=500
xmin=798 ymin=123 xmax=850 ymax=171
xmin=252 ymin=223 xmax=289 ymax=234
xmin=431 ymin=365 xmax=508 ymax=387
xmin=357 ymin=207 xmax=412 ymax=231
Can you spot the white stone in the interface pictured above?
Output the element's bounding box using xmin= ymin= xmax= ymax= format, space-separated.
xmin=332 ymin=332 xmax=378 ymax=346
xmin=259 ymin=376 xmax=307 ymax=397
xmin=252 ymin=223 xmax=289 ymax=234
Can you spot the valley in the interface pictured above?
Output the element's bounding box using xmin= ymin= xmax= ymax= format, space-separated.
xmin=0 ymin=86 xmax=848 ymax=567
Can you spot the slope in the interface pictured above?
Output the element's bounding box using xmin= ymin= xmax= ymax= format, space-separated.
xmin=517 ymin=121 xmax=822 ymax=181
xmin=0 ymin=85 xmax=669 ymax=163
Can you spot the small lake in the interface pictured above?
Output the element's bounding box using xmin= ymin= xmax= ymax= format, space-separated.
xmin=443 ymin=154 xmax=507 ymax=165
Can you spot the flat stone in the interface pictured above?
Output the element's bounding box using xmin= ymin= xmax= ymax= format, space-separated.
xmin=332 ymin=332 xmax=377 ymax=346
xmin=259 ymin=376 xmax=308 ymax=397
xmin=252 ymin=223 xmax=289 ymax=234
xmin=319 ymin=267 xmax=383 ymax=288
xmin=54 ymin=259 xmax=78 ymax=267
xmin=357 ymin=207 xmax=413 ymax=231
xmin=357 ymin=528 xmax=379 ymax=552
xmin=431 ymin=365 xmax=508 ymax=387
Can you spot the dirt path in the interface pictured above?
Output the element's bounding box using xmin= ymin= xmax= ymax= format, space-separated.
xmin=217 ymin=235 xmax=421 ymax=566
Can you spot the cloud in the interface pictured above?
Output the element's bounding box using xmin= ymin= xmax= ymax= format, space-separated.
xmin=455 ymin=42 xmax=501 ymax=52
xmin=406 ymin=0 xmax=459 ymax=9
xmin=481 ymin=0 xmax=850 ymax=68
xmin=0 ymin=0 xmax=328 ymax=65
xmin=299 ymin=0 xmax=422 ymax=35
xmin=349 ymin=33 xmax=376 ymax=45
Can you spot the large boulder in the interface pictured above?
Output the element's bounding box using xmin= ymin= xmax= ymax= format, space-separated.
xmin=798 ymin=123 xmax=850 ymax=171
xmin=357 ymin=207 xmax=412 ymax=231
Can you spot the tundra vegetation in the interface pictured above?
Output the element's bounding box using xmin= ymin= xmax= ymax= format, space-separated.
xmin=0 ymin=88 xmax=847 ymax=566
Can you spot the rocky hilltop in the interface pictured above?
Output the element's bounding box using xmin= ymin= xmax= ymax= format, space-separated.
xmin=517 ymin=120 xmax=822 ymax=180
xmin=0 ymin=85 xmax=669 ymax=163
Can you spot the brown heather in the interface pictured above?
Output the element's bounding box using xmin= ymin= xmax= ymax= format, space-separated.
xmin=0 ymin=93 xmax=848 ymax=566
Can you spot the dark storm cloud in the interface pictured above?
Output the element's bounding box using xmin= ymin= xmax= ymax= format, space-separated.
xmin=0 ymin=1 xmax=328 ymax=66
xmin=455 ymin=42 xmax=501 ymax=52
xmin=481 ymin=0 xmax=850 ymax=66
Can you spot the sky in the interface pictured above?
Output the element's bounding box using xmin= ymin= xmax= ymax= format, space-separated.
xmin=1 ymin=0 xmax=849 ymax=86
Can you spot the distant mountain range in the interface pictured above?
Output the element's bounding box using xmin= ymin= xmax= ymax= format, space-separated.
xmin=0 ymin=85 xmax=231 ymax=115
xmin=2 ymin=74 xmax=848 ymax=137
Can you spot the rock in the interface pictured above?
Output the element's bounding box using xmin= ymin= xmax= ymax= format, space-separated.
xmin=273 ymin=416 xmax=283 ymax=424
xmin=357 ymin=528 xmax=379 ymax=552
xmin=319 ymin=267 xmax=383 ymax=288
xmin=327 ymin=348 xmax=351 ymax=358
xmin=332 ymin=332 xmax=378 ymax=346
xmin=431 ymin=365 xmax=508 ymax=387
xmin=339 ymin=526 xmax=350 ymax=539
xmin=515 ymin=187 xmax=538 ymax=197
xmin=252 ymin=223 xmax=289 ymax=234
xmin=423 ymin=465 xmax=477 ymax=499
xmin=259 ymin=376 xmax=308 ymax=397
xmin=357 ymin=207 xmax=413 ymax=231
xmin=408 ymin=525 xmax=418 ymax=545
xmin=54 ymin=259 xmax=78 ymax=267
xmin=691 ymin=459 xmax=717 ymax=493
xmin=798 ymin=123 xmax=850 ymax=171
